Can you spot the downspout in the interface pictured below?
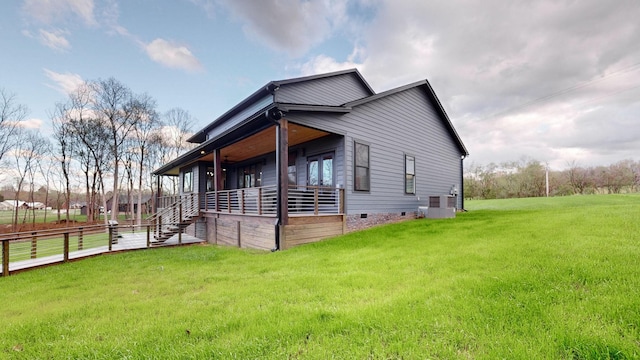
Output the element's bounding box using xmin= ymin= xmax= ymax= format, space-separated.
xmin=460 ymin=155 xmax=466 ymax=211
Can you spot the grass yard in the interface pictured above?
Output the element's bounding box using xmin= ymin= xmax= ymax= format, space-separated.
xmin=1 ymin=194 xmax=639 ymax=359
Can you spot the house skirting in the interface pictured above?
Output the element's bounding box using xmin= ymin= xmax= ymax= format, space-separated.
xmin=201 ymin=212 xmax=346 ymax=251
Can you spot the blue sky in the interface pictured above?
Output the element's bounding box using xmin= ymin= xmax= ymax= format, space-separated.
xmin=2 ymin=0 xmax=640 ymax=170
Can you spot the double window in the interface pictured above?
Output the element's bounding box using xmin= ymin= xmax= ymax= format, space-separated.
xmin=354 ymin=142 xmax=370 ymax=191
xmin=308 ymin=152 xmax=334 ymax=187
xmin=405 ymin=155 xmax=415 ymax=194
xmin=238 ymin=163 xmax=262 ymax=188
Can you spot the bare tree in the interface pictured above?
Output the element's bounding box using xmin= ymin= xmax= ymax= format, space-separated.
xmin=91 ymin=78 xmax=141 ymax=222
xmin=158 ymin=108 xmax=196 ymax=195
xmin=129 ymin=94 xmax=159 ymax=225
xmin=10 ymin=130 xmax=49 ymax=230
xmin=0 ymin=89 xmax=27 ymax=164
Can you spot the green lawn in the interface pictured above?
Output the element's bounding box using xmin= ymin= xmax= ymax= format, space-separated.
xmin=1 ymin=194 xmax=639 ymax=359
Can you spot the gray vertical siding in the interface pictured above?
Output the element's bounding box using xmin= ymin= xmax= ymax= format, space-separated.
xmin=276 ymin=73 xmax=370 ymax=105
xmin=226 ymin=134 xmax=344 ymax=189
xmin=175 ymin=81 xmax=464 ymax=214
xmin=289 ymin=86 xmax=464 ymax=214
xmin=206 ymin=95 xmax=272 ymax=140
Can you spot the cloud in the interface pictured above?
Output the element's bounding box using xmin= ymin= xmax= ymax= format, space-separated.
xmin=295 ymin=0 xmax=640 ymax=169
xmin=219 ymin=0 xmax=349 ymax=56
xmin=298 ymin=54 xmax=362 ymax=76
xmin=144 ymin=38 xmax=203 ymax=72
xmin=22 ymin=0 xmax=97 ymax=26
xmin=43 ymin=69 xmax=84 ymax=94
xmin=16 ymin=118 xmax=44 ymax=130
xmin=38 ymin=29 xmax=71 ymax=51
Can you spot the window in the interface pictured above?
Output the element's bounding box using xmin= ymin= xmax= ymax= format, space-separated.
xmin=405 ymin=155 xmax=415 ymax=194
xmin=183 ymin=169 xmax=193 ymax=193
xmin=238 ymin=163 xmax=262 ymax=188
xmin=308 ymin=152 xmax=334 ymax=187
xmin=206 ymin=167 xmax=215 ymax=192
xmin=354 ymin=142 xmax=370 ymax=191
xmin=288 ymin=152 xmax=297 ymax=185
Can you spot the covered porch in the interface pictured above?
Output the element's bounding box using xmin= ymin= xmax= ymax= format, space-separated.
xmin=153 ymin=110 xmax=348 ymax=250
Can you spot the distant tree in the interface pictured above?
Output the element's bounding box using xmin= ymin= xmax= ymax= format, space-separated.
xmin=51 ymin=102 xmax=74 ymax=222
xmin=158 ymin=108 xmax=196 ymax=195
xmin=90 ymin=78 xmax=142 ymax=222
xmin=10 ymin=130 xmax=49 ymax=230
xmin=0 ymin=89 xmax=26 ymax=164
xmin=128 ymin=94 xmax=160 ymax=225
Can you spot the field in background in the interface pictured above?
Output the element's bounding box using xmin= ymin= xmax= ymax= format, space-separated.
xmin=0 ymin=209 xmax=86 ymax=224
xmin=1 ymin=194 xmax=639 ymax=359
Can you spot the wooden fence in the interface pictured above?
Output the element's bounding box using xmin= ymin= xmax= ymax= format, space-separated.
xmin=0 ymin=223 xmax=202 ymax=277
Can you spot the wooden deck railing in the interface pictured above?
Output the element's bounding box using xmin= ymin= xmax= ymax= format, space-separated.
xmin=0 ymin=223 xmax=202 ymax=277
xmin=148 ymin=193 xmax=200 ymax=240
xmin=174 ymin=185 xmax=344 ymax=215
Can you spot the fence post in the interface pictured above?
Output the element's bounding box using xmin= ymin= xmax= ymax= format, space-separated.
xmin=258 ymin=187 xmax=263 ymax=215
xmin=241 ymin=189 xmax=245 ymax=214
xmin=108 ymin=226 xmax=113 ymax=251
xmin=31 ymin=232 xmax=37 ymax=259
xmin=2 ymin=240 xmax=9 ymax=277
xmin=314 ymin=187 xmax=319 ymax=215
xmin=63 ymin=232 xmax=70 ymax=262
xmin=78 ymin=227 xmax=84 ymax=250
xmin=178 ymin=201 xmax=183 ymax=244
xmin=146 ymin=225 xmax=151 ymax=248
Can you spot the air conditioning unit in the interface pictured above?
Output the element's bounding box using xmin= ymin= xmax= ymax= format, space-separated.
xmin=423 ymin=195 xmax=456 ymax=219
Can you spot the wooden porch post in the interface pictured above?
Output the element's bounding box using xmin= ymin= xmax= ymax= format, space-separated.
xmin=214 ymin=148 xmax=222 ymax=212
xmin=279 ymin=118 xmax=289 ymax=226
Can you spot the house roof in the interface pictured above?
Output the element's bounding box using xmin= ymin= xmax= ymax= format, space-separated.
xmin=187 ymin=68 xmax=374 ymax=144
xmin=155 ymin=69 xmax=468 ymax=175
xmin=346 ymin=80 xmax=469 ymax=156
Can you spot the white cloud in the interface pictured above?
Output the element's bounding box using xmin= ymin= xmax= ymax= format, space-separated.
xmin=43 ymin=69 xmax=84 ymax=95
xmin=298 ymin=54 xmax=362 ymax=76
xmin=38 ymin=29 xmax=71 ymax=51
xmin=294 ymin=0 xmax=640 ymax=169
xmin=220 ymin=0 xmax=348 ymax=56
xmin=22 ymin=0 xmax=97 ymax=26
xmin=145 ymin=39 xmax=203 ymax=72
xmin=16 ymin=118 xmax=44 ymax=130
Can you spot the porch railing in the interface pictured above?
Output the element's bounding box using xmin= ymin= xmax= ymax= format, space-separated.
xmin=197 ymin=185 xmax=344 ymax=215
xmin=149 ymin=193 xmax=200 ymax=240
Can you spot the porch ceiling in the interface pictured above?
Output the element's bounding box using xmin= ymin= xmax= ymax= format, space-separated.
xmin=197 ymin=122 xmax=330 ymax=165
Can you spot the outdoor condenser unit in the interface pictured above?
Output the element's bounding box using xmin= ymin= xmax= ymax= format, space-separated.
xmin=421 ymin=195 xmax=456 ymax=219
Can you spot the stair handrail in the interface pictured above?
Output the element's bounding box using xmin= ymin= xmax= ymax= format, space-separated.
xmin=148 ymin=193 xmax=200 ymax=241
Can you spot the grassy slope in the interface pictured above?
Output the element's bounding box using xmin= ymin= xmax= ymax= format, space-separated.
xmin=1 ymin=194 xmax=639 ymax=359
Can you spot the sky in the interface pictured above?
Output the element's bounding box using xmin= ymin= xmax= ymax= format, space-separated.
xmin=1 ymin=0 xmax=639 ymax=171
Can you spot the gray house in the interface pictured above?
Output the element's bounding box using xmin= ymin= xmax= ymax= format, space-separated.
xmin=153 ymin=69 xmax=468 ymax=250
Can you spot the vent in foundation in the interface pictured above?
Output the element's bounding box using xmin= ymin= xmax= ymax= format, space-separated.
xmin=401 ymin=212 xmax=406 ymax=216
xmin=360 ymin=214 xmax=368 ymax=219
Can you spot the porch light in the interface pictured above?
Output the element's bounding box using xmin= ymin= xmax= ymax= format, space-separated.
xmin=200 ymin=150 xmax=205 ymax=155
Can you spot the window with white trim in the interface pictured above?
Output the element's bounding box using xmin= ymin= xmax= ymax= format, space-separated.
xmin=354 ymin=142 xmax=370 ymax=191
xmin=183 ymin=169 xmax=193 ymax=193
xmin=405 ymin=155 xmax=415 ymax=194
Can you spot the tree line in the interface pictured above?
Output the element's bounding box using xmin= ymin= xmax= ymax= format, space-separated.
xmin=464 ymin=158 xmax=640 ymax=200
xmin=1 ymin=80 xmax=196 ymax=231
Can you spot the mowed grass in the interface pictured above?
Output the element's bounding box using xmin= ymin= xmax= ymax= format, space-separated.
xmin=1 ymin=194 xmax=639 ymax=359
